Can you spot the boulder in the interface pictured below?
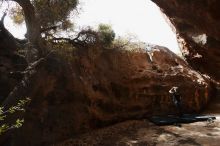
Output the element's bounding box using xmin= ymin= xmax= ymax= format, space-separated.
xmin=2 ymin=45 xmax=213 ymax=145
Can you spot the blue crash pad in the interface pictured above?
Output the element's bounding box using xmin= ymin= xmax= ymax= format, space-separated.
xmin=149 ymin=114 xmax=216 ymax=126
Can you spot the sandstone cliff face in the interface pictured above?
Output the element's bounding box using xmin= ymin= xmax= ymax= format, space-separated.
xmin=152 ymin=0 xmax=220 ymax=81
xmin=1 ymin=44 xmax=212 ymax=145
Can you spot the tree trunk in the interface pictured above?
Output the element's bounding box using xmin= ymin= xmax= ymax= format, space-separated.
xmin=13 ymin=0 xmax=43 ymax=55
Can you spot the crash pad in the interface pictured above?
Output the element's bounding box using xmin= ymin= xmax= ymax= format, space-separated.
xmin=149 ymin=114 xmax=216 ymax=126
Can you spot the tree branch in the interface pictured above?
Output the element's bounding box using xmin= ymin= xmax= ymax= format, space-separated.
xmin=52 ymin=37 xmax=85 ymax=47
xmin=2 ymin=58 xmax=45 ymax=109
xmin=40 ymin=25 xmax=59 ymax=33
xmin=0 ymin=12 xmax=6 ymax=23
xmin=0 ymin=12 xmax=20 ymax=52
xmin=0 ymin=7 xmax=30 ymax=48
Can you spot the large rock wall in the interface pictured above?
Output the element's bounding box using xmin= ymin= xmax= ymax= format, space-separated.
xmin=152 ymin=0 xmax=220 ymax=81
xmin=1 ymin=45 xmax=213 ymax=145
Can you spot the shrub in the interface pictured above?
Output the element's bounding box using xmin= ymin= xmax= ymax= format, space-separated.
xmin=98 ymin=24 xmax=115 ymax=46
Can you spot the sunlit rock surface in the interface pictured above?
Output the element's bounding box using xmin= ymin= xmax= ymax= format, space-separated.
xmin=1 ymin=44 xmax=213 ymax=145
xmin=152 ymin=0 xmax=220 ymax=81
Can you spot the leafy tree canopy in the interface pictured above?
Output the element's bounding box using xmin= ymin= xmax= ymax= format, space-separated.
xmin=8 ymin=0 xmax=78 ymax=31
xmin=0 ymin=0 xmax=118 ymax=57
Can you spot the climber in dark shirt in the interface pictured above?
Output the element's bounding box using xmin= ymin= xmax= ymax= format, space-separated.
xmin=169 ymin=86 xmax=183 ymax=117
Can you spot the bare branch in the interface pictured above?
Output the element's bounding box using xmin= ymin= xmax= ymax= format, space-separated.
xmin=52 ymin=37 xmax=84 ymax=47
xmin=0 ymin=12 xmax=6 ymax=23
xmin=40 ymin=25 xmax=59 ymax=33
xmin=50 ymin=28 xmax=99 ymax=48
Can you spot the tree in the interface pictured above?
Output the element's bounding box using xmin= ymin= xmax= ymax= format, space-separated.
xmin=1 ymin=0 xmax=79 ymax=55
xmin=0 ymin=0 xmax=80 ymax=136
xmin=0 ymin=1 xmax=116 ymax=113
xmin=1 ymin=0 xmax=118 ymax=57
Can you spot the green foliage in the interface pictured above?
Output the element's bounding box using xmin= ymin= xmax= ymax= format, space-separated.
xmin=0 ymin=98 xmax=31 ymax=135
xmin=97 ymin=24 xmax=115 ymax=46
xmin=112 ymin=34 xmax=144 ymax=51
xmin=33 ymin=0 xmax=78 ymax=29
xmin=9 ymin=0 xmax=78 ymax=30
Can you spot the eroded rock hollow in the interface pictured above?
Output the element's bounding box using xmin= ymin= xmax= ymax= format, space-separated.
xmin=152 ymin=0 xmax=220 ymax=81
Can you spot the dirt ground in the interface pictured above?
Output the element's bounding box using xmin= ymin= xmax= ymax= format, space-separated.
xmin=56 ymin=96 xmax=220 ymax=146
xmin=56 ymin=118 xmax=220 ymax=146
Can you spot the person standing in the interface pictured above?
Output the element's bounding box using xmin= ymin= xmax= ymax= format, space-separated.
xmin=169 ymin=86 xmax=183 ymax=117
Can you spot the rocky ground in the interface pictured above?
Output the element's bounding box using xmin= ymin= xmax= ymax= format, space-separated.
xmin=56 ymin=95 xmax=220 ymax=146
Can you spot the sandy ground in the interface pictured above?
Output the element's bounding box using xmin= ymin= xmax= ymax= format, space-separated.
xmin=56 ymin=97 xmax=220 ymax=146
